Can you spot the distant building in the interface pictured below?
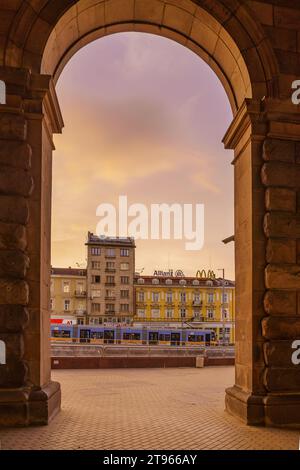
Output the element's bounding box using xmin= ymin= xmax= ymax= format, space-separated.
xmin=134 ymin=273 xmax=235 ymax=344
xmin=50 ymin=234 xmax=235 ymax=343
xmin=85 ymin=232 xmax=136 ymax=325
xmin=50 ymin=267 xmax=87 ymax=325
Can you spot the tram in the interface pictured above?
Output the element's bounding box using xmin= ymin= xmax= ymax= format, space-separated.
xmin=50 ymin=324 xmax=215 ymax=346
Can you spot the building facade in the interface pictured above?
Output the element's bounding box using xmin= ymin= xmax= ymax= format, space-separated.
xmin=86 ymin=232 xmax=136 ymax=325
xmin=134 ymin=274 xmax=235 ymax=344
xmin=50 ymin=267 xmax=87 ymax=325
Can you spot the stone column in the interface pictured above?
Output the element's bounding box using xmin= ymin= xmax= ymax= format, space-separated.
xmin=225 ymin=98 xmax=300 ymax=427
xmin=0 ymin=67 xmax=63 ymax=426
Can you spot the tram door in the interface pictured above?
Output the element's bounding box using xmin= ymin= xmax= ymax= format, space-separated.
xmin=148 ymin=332 xmax=159 ymax=345
xmin=104 ymin=329 xmax=115 ymax=344
xmin=80 ymin=329 xmax=90 ymax=343
xmin=171 ymin=332 xmax=180 ymax=346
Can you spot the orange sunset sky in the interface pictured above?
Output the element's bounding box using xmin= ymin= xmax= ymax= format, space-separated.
xmin=51 ymin=32 xmax=235 ymax=279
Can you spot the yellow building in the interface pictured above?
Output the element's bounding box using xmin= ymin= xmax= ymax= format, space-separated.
xmin=134 ymin=272 xmax=235 ymax=344
xmin=50 ymin=267 xmax=87 ymax=325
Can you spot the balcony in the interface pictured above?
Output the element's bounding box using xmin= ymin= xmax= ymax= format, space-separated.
xmin=193 ymin=300 xmax=202 ymax=306
xmin=105 ymin=282 xmax=116 ymax=287
xmin=74 ymin=309 xmax=87 ymax=316
xmin=105 ymin=268 xmax=116 ymax=273
xmin=105 ymin=296 xmax=116 ymax=301
xmin=105 ymin=255 xmax=116 ymax=259
xmin=74 ymin=290 xmax=86 ymax=297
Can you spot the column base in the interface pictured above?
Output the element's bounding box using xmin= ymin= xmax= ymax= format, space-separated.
xmin=225 ymin=385 xmax=265 ymax=425
xmin=0 ymin=381 xmax=61 ymax=427
xmin=226 ymin=386 xmax=300 ymax=428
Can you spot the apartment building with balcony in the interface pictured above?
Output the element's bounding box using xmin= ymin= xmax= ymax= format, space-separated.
xmin=86 ymin=232 xmax=136 ymax=325
xmin=50 ymin=267 xmax=87 ymax=324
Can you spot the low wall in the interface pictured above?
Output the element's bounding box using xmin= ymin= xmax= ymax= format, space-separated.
xmin=51 ymin=356 xmax=235 ymax=369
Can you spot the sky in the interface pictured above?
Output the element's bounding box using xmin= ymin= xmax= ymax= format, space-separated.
xmin=52 ymin=32 xmax=235 ymax=279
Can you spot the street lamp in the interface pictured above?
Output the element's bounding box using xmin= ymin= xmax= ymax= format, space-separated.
xmin=217 ymin=268 xmax=226 ymax=347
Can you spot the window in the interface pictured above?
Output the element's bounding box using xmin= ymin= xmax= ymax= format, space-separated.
xmin=180 ymin=292 xmax=186 ymax=303
xmin=166 ymin=292 xmax=173 ymax=303
xmin=121 ymin=290 xmax=129 ymax=298
xmin=207 ymin=292 xmax=214 ymax=303
xmin=152 ymin=278 xmax=159 ymax=285
xmin=92 ymin=275 xmax=101 ymax=284
xmin=77 ymin=318 xmax=84 ymax=325
xmin=120 ymin=262 xmax=129 ymax=270
xmin=50 ymin=298 xmax=54 ymax=310
xmin=76 ymin=282 xmax=84 ymax=293
xmin=64 ymin=299 xmax=70 ymax=311
xmin=106 ymin=276 xmax=115 ymax=284
xmin=222 ymin=293 xmax=228 ymax=303
xmin=180 ymin=308 xmax=186 ymax=318
xmin=120 ymin=304 xmax=129 ymax=312
xmin=222 ymin=308 xmax=229 ymax=320
xmin=166 ymin=309 xmax=173 ymax=319
xmin=106 ymin=290 xmax=115 ymax=298
xmin=106 ymin=248 xmax=115 ymax=257
xmin=106 ymin=261 xmax=115 ymax=269
xmin=90 ymin=317 xmax=100 ymax=325
xmin=63 ymin=281 xmax=70 ymax=293
xmin=151 ymin=309 xmax=160 ymax=318
xmin=120 ymin=248 xmax=129 ymax=257
xmin=137 ymin=278 xmax=144 ymax=284
xmin=91 ymin=247 xmax=101 ymax=256
xmin=137 ymin=309 xmax=145 ymax=318
xmin=152 ymin=292 xmax=159 ymax=303
xmin=165 ymin=279 xmax=172 ymax=285
xmin=91 ymin=289 xmax=101 ymax=298
xmin=50 ymin=280 xmax=54 ymax=293
xmin=92 ymin=261 xmax=101 ymax=269
xmin=138 ymin=291 xmax=145 ymax=302
xmin=106 ymin=304 xmax=115 ymax=313
xmin=207 ymin=309 xmax=214 ymax=319
xmin=92 ymin=303 xmax=101 ymax=313
xmin=121 ymin=276 xmax=129 ymax=284
xmin=193 ymin=309 xmax=201 ymax=318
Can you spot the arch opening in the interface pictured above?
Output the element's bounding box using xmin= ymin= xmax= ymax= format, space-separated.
xmin=40 ymin=0 xmax=257 ymax=114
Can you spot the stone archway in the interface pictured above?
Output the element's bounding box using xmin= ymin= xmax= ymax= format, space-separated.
xmin=1 ymin=0 xmax=300 ymax=428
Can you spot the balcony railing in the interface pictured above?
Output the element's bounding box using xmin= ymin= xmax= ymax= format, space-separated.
xmin=105 ymin=282 xmax=116 ymax=286
xmin=105 ymin=268 xmax=116 ymax=273
xmin=74 ymin=290 xmax=86 ymax=297
xmin=105 ymin=296 xmax=116 ymax=301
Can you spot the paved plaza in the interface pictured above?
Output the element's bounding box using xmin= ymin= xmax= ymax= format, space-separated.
xmin=0 ymin=367 xmax=299 ymax=450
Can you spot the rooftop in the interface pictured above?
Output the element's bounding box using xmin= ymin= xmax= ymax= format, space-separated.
xmin=51 ymin=267 xmax=87 ymax=277
xmin=134 ymin=275 xmax=235 ymax=287
xmin=86 ymin=231 xmax=136 ymax=247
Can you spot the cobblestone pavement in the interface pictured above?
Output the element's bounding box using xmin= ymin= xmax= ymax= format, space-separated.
xmin=0 ymin=367 xmax=299 ymax=450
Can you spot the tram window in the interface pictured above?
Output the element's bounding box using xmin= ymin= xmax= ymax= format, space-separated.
xmin=159 ymin=334 xmax=171 ymax=341
xmin=91 ymin=331 xmax=104 ymax=339
xmin=104 ymin=330 xmax=115 ymax=339
xmin=149 ymin=332 xmax=158 ymax=341
xmin=123 ymin=333 xmax=141 ymax=340
xmin=53 ymin=330 xmax=71 ymax=338
xmin=188 ymin=334 xmax=195 ymax=342
xmin=80 ymin=330 xmax=90 ymax=338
